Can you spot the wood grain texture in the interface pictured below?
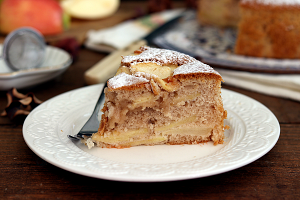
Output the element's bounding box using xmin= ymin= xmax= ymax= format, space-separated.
xmin=0 ymin=1 xmax=300 ymax=199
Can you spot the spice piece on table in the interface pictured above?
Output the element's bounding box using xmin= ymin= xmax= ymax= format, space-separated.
xmin=1 ymin=88 xmax=43 ymax=120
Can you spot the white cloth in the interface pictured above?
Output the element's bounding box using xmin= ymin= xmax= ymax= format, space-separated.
xmin=85 ymin=9 xmax=183 ymax=52
xmin=218 ymin=69 xmax=300 ymax=101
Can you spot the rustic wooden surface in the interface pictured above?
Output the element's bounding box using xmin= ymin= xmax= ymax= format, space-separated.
xmin=0 ymin=1 xmax=300 ymax=199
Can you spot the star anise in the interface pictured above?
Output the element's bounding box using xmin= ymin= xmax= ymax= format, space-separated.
xmin=1 ymin=88 xmax=43 ymax=120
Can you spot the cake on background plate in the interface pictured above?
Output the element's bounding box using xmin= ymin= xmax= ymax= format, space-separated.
xmin=235 ymin=0 xmax=300 ymax=58
xmin=85 ymin=46 xmax=227 ymax=148
xmin=197 ymin=0 xmax=300 ymax=59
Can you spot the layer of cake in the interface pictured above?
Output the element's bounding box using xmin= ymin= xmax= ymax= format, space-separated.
xmin=235 ymin=0 xmax=300 ymax=58
xmin=92 ymin=126 xmax=213 ymax=148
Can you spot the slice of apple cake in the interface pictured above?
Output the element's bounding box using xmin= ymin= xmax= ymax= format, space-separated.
xmin=90 ymin=46 xmax=227 ymax=148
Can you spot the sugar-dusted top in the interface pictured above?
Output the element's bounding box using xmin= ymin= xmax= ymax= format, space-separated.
xmin=241 ymin=0 xmax=300 ymax=5
xmin=108 ymin=72 xmax=149 ymax=89
xmin=109 ymin=46 xmax=221 ymax=89
xmin=173 ymin=61 xmax=220 ymax=76
xmin=121 ymin=46 xmax=197 ymax=67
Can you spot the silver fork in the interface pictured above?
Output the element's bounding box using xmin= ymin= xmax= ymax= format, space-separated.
xmin=68 ymin=82 xmax=107 ymax=141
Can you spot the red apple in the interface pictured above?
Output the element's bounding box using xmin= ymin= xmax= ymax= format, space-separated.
xmin=0 ymin=0 xmax=69 ymax=35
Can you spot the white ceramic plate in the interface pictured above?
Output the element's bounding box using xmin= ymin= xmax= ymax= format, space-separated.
xmin=23 ymin=84 xmax=280 ymax=182
xmin=0 ymin=45 xmax=72 ymax=90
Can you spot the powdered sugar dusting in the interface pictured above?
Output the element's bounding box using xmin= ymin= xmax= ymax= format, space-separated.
xmin=108 ymin=72 xmax=149 ymax=89
xmin=110 ymin=47 xmax=221 ymax=89
xmin=122 ymin=46 xmax=197 ymax=66
xmin=241 ymin=0 xmax=300 ymax=5
xmin=173 ymin=62 xmax=220 ymax=76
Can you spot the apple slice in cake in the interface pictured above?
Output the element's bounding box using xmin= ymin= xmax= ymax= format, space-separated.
xmin=89 ymin=46 xmax=227 ymax=148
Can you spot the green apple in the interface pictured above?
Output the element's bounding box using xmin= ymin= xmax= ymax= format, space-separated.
xmin=0 ymin=0 xmax=70 ymax=35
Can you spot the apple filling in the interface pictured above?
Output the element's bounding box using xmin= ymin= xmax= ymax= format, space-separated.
xmin=105 ymin=87 xmax=204 ymax=129
xmin=92 ymin=115 xmax=214 ymax=147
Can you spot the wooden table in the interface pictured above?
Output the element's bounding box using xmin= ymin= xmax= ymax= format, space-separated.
xmin=0 ymin=1 xmax=299 ymax=199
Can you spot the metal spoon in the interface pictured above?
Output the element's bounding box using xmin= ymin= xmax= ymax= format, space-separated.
xmin=1 ymin=27 xmax=46 ymax=71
